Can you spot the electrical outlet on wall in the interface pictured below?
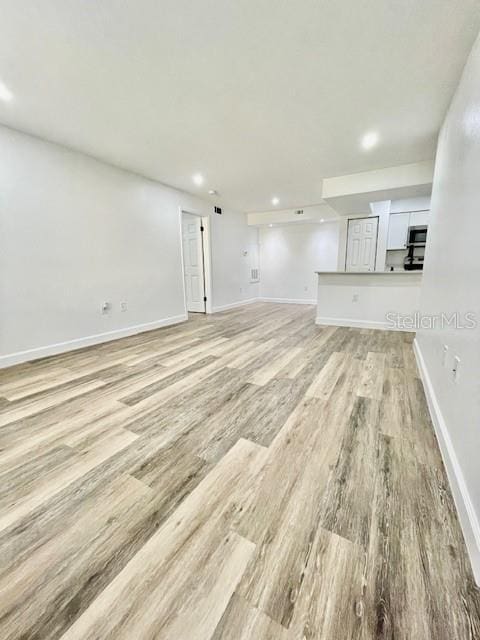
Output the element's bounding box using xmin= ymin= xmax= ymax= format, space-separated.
xmin=352 ymin=294 xmax=359 ymax=302
xmin=120 ymin=301 xmax=128 ymax=312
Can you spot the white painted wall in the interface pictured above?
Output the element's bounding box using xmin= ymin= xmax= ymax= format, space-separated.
xmin=316 ymin=272 xmax=422 ymax=330
xmin=209 ymin=213 xmax=259 ymax=311
xmin=390 ymin=195 xmax=431 ymax=213
xmin=259 ymin=223 xmax=339 ymax=303
xmin=247 ymin=204 xmax=338 ymax=226
xmin=415 ymin=34 xmax=480 ymax=584
xmin=322 ymin=161 xmax=434 ymax=199
xmin=0 ymin=125 xmax=257 ymax=365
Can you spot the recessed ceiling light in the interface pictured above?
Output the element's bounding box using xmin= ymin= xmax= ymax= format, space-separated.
xmin=0 ymin=80 xmax=13 ymax=102
xmin=271 ymin=197 xmax=280 ymax=206
xmin=208 ymin=189 xmax=218 ymax=195
xmin=320 ymin=218 xmax=325 ymax=223
xmin=361 ymin=131 xmax=379 ymax=150
xmin=192 ymin=173 xmax=204 ymax=186
xmin=269 ymin=224 xmax=273 ymax=227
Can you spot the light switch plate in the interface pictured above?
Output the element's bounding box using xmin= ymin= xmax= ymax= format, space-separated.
xmin=452 ymin=355 xmax=461 ymax=382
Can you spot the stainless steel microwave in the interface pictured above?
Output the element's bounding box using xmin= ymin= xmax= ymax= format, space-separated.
xmin=408 ymin=225 xmax=427 ymax=245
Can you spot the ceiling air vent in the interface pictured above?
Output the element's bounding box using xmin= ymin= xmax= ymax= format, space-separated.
xmin=295 ymin=209 xmax=304 ymax=215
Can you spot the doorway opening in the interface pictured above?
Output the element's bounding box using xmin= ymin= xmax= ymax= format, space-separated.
xmin=181 ymin=211 xmax=210 ymax=314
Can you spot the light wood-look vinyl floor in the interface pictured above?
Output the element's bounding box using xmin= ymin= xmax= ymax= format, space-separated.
xmin=0 ymin=302 xmax=479 ymax=639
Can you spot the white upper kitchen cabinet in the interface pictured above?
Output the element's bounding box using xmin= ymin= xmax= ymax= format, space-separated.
xmin=409 ymin=210 xmax=430 ymax=227
xmin=387 ymin=210 xmax=431 ymax=250
xmin=387 ymin=212 xmax=410 ymax=250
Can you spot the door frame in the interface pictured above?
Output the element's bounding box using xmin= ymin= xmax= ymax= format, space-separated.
xmin=344 ymin=215 xmax=379 ymax=272
xmin=179 ymin=207 xmax=213 ymax=314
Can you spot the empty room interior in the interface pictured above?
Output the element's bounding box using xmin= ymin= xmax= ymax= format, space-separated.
xmin=2 ymin=1 xmax=480 ymax=638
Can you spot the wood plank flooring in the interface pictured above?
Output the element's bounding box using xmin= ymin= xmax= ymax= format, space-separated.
xmin=0 ymin=302 xmax=479 ymax=639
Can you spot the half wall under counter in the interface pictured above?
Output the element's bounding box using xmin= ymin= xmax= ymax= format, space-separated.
xmin=315 ymin=271 xmax=423 ymax=331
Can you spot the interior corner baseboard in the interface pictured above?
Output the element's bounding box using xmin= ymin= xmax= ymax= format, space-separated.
xmin=211 ymin=298 xmax=258 ymax=312
xmin=413 ymin=337 xmax=480 ymax=586
xmin=0 ymin=314 xmax=188 ymax=369
xmin=259 ymin=297 xmax=317 ymax=305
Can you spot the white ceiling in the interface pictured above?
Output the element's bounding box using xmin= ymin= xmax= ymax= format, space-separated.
xmin=1 ymin=0 xmax=479 ymax=212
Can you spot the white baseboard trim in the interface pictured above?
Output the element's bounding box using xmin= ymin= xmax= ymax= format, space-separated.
xmin=413 ymin=338 xmax=480 ymax=586
xmin=0 ymin=314 xmax=188 ymax=369
xmin=259 ymin=297 xmax=317 ymax=305
xmin=211 ymin=298 xmax=258 ymax=313
xmin=315 ymin=316 xmax=414 ymax=331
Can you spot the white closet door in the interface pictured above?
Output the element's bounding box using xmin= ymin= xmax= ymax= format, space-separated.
xmin=346 ymin=217 xmax=378 ymax=271
xmin=182 ymin=214 xmax=205 ymax=312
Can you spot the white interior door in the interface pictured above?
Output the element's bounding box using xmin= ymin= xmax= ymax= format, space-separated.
xmin=346 ymin=217 xmax=378 ymax=271
xmin=182 ymin=213 xmax=205 ymax=312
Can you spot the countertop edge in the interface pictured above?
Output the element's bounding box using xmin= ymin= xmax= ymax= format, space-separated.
xmin=315 ymin=271 xmax=423 ymax=276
